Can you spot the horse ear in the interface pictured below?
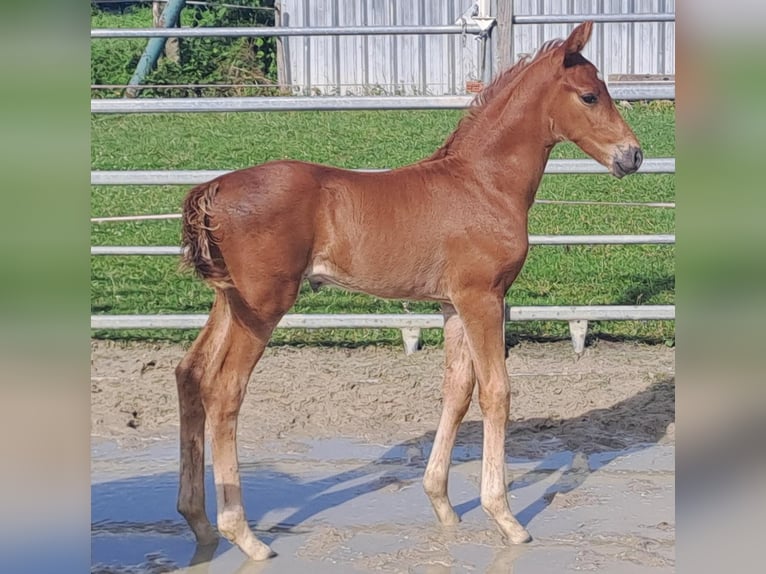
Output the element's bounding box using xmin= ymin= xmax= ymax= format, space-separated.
xmin=564 ymin=21 xmax=593 ymax=55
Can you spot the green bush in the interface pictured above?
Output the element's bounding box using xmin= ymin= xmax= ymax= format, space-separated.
xmin=91 ymin=4 xmax=153 ymax=89
xmin=91 ymin=1 xmax=279 ymax=97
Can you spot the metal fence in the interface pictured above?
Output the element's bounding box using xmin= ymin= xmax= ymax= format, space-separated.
xmin=91 ymin=1 xmax=675 ymax=96
xmin=90 ymin=6 xmax=676 ymax=352
xmin=90 ymin=81 xmax=673 ymax=112
xmin=91 ymin=157 xmax=676 ymax=184
xmin=275 ymin=0 xmax=675 ymax=95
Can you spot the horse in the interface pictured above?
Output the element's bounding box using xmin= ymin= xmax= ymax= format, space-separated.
xmin=175 ymin=21 xmax=643 ymax=560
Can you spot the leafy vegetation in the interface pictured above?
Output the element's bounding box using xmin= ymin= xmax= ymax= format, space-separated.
xmin=91 ymin=1 xmax=279 ymax=97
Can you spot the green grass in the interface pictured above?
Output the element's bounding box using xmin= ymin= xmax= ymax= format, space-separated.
xmin=91 ymin=102 xmax=675 ymax=346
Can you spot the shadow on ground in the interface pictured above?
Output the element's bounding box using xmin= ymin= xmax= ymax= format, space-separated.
xmin=92 ymin=377 xmax=674 ymax=572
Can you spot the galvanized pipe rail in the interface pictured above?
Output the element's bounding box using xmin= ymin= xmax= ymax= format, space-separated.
xmin=91 ymin=25 xmax=483 ymax=39
xmin=91 ymin=306 xmax=675 ymax=330
xmin=90 ymin=14 xmax=674 ymax=39
xmin=91 ymin=201 xmax=675 ymax=223
xmin=91 ymin=236 xmax=675 ymax=257
xmin=91 ymin=305 xmax=675 ymax=354
xmin=513 ymin=13 xmax=674 ymax=24
xmin=90 ymin=158 xmax=676 ymax=185
xmin=90 ymin=83 xmax=674 ymax=114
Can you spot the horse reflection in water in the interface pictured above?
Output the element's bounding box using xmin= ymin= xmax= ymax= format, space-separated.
xmin=175 ymin=21 xmax=643 ymax=560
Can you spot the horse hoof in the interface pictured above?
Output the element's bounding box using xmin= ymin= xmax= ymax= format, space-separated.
xmin=245 ymin=542 xmax=277 ymax=562
xmin=507 ymin=529 xmax=532 ymax=544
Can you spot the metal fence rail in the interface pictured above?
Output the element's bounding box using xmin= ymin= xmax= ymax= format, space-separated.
xmin=92 ymin=201 xmax=675 ymax=223
xmin=91 ymin=83 xmax=674 ymax=113
xmin=90 ymin=13 xmax=676 ymax=39
xmin=91 ymin=305 xmax=675 ymax=354
xmin=90 ymin=13 xmax=675 ymax=39
xmin=91 ymin=9 xmax=676 ymax=39
xmin=91 ymin=306 xmax=674 ymax=330
xmin=91 ymin=236 xmax=674 ymax=257
xmin=512 ymin=14 xmax=675 ymax=24
xmin=91 ymin=25 xmax=484 ymax=39
xmin=92 ymin=0 xmax=274 ymax=8
xmin=90 ymin=158 xmax=675 ymax=186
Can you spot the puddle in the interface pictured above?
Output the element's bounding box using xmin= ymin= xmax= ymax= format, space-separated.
xmin=92 ymin=436 xmax=674 ymax=573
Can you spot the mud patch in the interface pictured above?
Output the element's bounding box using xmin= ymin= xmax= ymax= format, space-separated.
xmin=91 ymin=339 xmax=674 ymax=456
xmin=91 ymin=339 xmax=675 ymax=573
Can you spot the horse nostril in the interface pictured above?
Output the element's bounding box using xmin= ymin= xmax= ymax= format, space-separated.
xmin=633 ymin=147 xmax=644 ymax=169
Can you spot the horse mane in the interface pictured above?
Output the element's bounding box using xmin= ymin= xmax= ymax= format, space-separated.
xmin=426 ymin=39 xmax=565 ymax=161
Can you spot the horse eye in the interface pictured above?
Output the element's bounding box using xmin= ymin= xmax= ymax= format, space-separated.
xmin=581 ymin=93 xmax=598 ymax=105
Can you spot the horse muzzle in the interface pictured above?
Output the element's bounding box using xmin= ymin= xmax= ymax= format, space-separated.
xmin=612 ymin=146 xmax=643 ymax=178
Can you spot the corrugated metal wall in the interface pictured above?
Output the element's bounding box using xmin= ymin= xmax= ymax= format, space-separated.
xmin=280 ymin=0 xmax=675 ymax=95
xmin=280 ymin=0 xmax=481 ymax=95
xmin=511 ymin=0 xmax=675 ymax=78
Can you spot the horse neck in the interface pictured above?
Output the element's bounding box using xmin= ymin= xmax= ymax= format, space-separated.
xmin=454 ymin=71 xmax=558 ymax=209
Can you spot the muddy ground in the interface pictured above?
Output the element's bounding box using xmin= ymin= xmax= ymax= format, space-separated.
xmin=91 ymin=339 xmax=675 ymax=456
xmin=91 ymin=339 xmax=675 ymax=573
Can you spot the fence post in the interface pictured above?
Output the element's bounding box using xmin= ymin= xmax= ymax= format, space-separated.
xmin=496 ymin=0 xmax=513 ymax=72
xmin=153 ymin=1 xmax=179 ymax=63
xmin=568 ymin=320 xmax=589 ymax=354
xmin=274 ymin=1 xmax=291 ymax=93
xmin=401 ymin=328 xmax=423 ymax=355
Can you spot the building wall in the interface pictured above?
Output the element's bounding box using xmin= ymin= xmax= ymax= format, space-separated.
xmin=279 ymin=0 xmax=675 ymax=95
xmin=511 ymin=0 xmax=675 ymax=78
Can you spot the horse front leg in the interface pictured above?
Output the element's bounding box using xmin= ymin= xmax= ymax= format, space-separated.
xmin=455 ymin=291 xmax=531 ymax=544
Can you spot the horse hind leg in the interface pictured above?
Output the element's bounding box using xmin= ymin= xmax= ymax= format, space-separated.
xmin=175 ymin=294 xmax=229 ymax=546
xmin=201 ymin=281 xmax=300 ymax=561
xmin=423 ymin=304 xmax=476 ymax=525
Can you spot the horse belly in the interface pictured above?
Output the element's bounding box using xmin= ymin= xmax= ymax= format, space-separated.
xmin=305 ymin=259 xmax=446 ymax=302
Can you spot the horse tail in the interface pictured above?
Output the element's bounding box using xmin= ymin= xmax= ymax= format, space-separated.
xmin=180 ymin=181 xmax=233 ymax=288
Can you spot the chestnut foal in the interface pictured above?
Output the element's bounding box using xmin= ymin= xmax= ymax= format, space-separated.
xmin=176 ymin=22 xmax=642 ymax=560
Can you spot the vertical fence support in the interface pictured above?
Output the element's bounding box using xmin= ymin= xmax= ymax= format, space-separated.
xmin=568 ymin=319 xmax=589 ymax=354
xmin=153 ymin=1 xmax=179 ymax=63
xmin=475 ymin=0 xmax=496 ymax=85
xmin=275 ymin=1 xmax=290 ymax=91
xmin=495 ymin=0 xmax=513 ymax=72
xmin=401 ymin=328 xmax=423 ymax=355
